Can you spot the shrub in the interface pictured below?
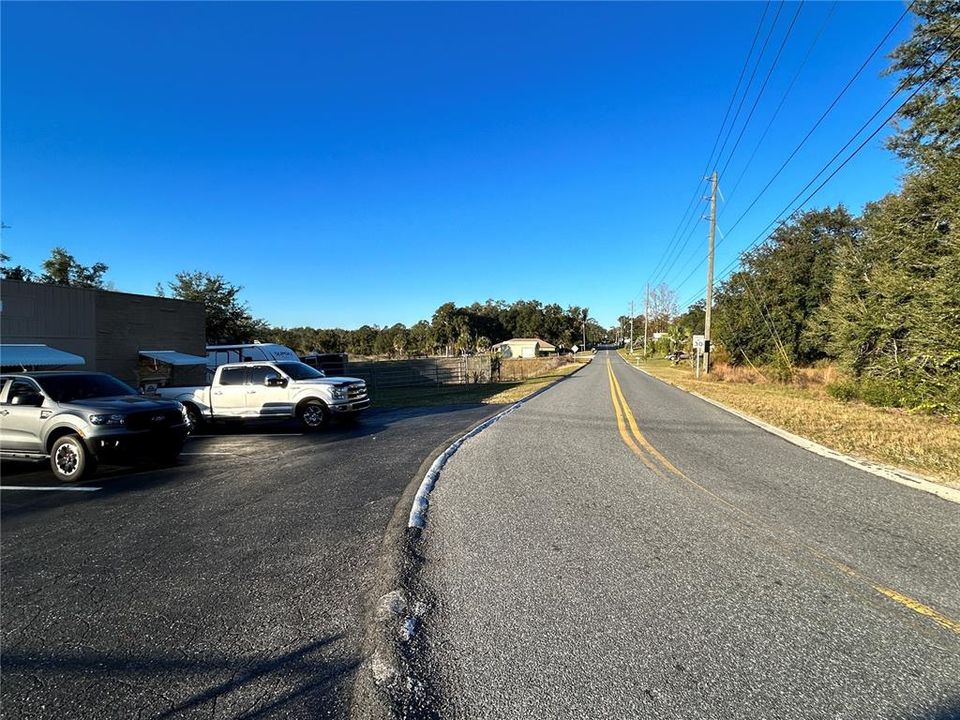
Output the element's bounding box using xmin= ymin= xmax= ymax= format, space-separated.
xmin=826 ymin=380 xmax=859 ymax=402
xmin=858 ymin=379 xmax=905 ymax=408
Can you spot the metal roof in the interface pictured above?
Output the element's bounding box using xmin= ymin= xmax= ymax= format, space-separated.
xmin=0 ymin=344 xmax=86 ymax=368
xmin=139 ymin=350 xmax=208 ymax=366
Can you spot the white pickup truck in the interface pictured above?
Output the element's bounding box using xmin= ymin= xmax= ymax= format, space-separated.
xmin=156 ymin=361 xmax=369 ymax=432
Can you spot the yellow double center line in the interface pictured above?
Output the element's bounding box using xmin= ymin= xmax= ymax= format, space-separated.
xmin=606 ymin=354 xmax=960 ymax=637
xmin=606 ymin=359 xmax=683 ymax=480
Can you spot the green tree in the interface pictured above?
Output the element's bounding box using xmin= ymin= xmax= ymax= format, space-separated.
xmin=821 ymin=154 xmax=960 ymax=413
xmin=0 ymin=253 xmax=36 ymax=281
xmin=713 ymin=206 xmax=860 ymax=366
xmin=164 ymin=271 xmax=267 ymax=344
xmin=884 ymin=0 xmax=960 ymax=168
xmin=39 ymin=247 xmax=109 ymax=287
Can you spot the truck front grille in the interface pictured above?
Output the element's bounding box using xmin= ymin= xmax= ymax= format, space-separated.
xmin=347 ymin=383 xmax=367 ymax=400
xmin=125 ymin=409 xmax=181 ymax=431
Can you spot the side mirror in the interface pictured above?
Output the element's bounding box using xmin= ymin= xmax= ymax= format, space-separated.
xmin=12 ymin=391 xmax=45 ymax=407
xmin=265 ymin=375 xmax=287 ymax=388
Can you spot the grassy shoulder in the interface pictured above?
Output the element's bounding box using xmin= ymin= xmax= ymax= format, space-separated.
xmin=619 ymin=350 xmax=960 ymax=487
xmin=373 ymin=356 xmax=590 ymax=409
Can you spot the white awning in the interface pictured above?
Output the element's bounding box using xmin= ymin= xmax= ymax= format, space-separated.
xmin=139 ymin=350 xmax=208 ymax=366
xmin=0 ymin=344 xmax=86 ymax=367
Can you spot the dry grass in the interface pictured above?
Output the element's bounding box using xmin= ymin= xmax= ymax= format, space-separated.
xmin=374 ymin=357 xmax=590 ymax=408
xmin=484 ymin=359 xmax=587 ymax=404
xmin=622 ymin=352 xmax=960 ymax=487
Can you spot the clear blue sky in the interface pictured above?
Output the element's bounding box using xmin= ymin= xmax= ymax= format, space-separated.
xmin=2 ymin=1 xmax=912 ymax=330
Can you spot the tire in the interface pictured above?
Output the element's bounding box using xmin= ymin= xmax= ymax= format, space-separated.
xmin=297 ymin=400 xmax=330 ymax=430
xmin=50 ymin=435 xmax=96 ymax=482
xmin=184 ymin=404 xmax=203 ymax=435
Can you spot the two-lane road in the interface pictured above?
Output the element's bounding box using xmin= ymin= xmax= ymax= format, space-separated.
xmin=418 ymin=351 xmax=960 ymax=719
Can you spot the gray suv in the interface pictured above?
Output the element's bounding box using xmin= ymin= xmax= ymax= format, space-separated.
xmin=0 ymin=371 xmax=189 ymax=482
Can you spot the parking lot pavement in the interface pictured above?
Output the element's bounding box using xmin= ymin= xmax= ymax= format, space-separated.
xmin=0 ymin=404 xmax=498 ymax=720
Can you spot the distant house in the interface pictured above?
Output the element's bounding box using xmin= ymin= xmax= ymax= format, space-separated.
xmin=491 ymin=338 xmax=557 ymax=359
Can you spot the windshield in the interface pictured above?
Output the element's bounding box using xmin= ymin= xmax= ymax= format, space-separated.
xmin=36 ymin=374 xmax=138 ymax=403
xmin=274 ymin=362 xmax=326 ymax=380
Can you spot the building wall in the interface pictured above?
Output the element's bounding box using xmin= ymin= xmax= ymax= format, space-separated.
xmin=0 ymin=280 xmax=97 ymax=365
xmin=1 ymin=280 xmax=205 ymax=385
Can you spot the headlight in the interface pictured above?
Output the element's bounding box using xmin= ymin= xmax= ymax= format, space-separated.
xmin=331 ymin=387 xmax=346 ymax=400
xmin=89 ymin=413 xmax=126 ymax=425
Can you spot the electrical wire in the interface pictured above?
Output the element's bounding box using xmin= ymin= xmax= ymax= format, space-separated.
xmin=678 ymin=27 xmax=958 ymax=309
xmin=723 ymin=1 xmax=839 ymax=208
xmin=639 ymin=1 xmax=774 ymax=295
xmin=716 ymin=1 xmax=806 ymax=181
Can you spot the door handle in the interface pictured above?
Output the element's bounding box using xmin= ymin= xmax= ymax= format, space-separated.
xmin=247 ymin=390 xmax=257 ymax=394
xmin=213 ymin=391 xmax=223 ymax=396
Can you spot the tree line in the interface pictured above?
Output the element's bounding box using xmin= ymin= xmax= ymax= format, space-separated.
xmin=264 ymin=300 xmax=607 ymax=357
xmin=0 ymin=250 xmax=607 ymax=357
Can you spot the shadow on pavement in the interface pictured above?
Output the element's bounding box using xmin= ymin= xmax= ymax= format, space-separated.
xmin=1 ymin=634 xmax=359 ymax=719
xmin=919 ymin=700 xmax=960 ymax=720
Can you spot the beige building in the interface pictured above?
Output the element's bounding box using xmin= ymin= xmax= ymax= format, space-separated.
xmin=0 ymin=279 xmax=206 ymax=387
xmin=491 ymin=338 xmax=558 ymax=359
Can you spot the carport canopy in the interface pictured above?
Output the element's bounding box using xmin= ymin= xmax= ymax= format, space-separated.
xmin=139 ymin=350 xmax=208 ymax=366
xmin=0 ymin=344 xmax=86 ymax=368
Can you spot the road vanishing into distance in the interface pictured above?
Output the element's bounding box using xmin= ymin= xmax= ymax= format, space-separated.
xmin=2 ymin=353 xmax=959 ymax=719
xmin=0 ymin=404 xmax=497 ymax=720
xmin=417 ymin=351 xmax=960 ymax=719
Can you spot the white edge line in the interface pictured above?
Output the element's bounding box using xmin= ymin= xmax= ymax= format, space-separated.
xmin=622 ymin=357 xmax=960 ymax=505
xmin=407 ymin=402 xmax=522 ymax=529
xmin=405 ymin=365 xmax=585 ymax=529
xmin=1 ymin=485 xmax=102 ymax=492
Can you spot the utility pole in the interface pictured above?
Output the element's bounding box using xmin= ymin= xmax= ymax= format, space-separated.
xmin=705 ymin=170 xmax=718 ymax=374
xmin=629 ymin=301 xmax=634 ymax=353
xmin=643 ymin=284 xmax=649 ymax=358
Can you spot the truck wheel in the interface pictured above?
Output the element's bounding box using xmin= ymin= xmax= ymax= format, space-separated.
xmin=298 ymin=400 xmax=329 ymax=430
xmin=50 ymin=435 xmax=96 ymax=482
xmin=184 ymin=404 xmax=203 ymax=435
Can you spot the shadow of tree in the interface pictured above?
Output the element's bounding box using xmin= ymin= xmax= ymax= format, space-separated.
xmin=2 ymin=634 xmax=360 ymax=719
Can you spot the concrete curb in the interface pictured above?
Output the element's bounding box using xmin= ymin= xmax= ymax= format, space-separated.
xmin=621 ymin=357 xmax=960 ymax=505
xmin=407 ymin=359 xmax=592 ymax=528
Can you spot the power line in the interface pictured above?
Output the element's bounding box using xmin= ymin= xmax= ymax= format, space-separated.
xmin=715 ymin=3 xmax=913 ymax=239
xmin=650 ymin=1 xmax=787 ymax=292
xmin=640 ymin=1 xmax=774 ymax=294
xmin=712 ymin=1 xmax=786 ymax=179
xmin=723 ymin=1 xmax=839 ymax=206
xmin=678 ymin=34 xmax=960 ymax=310
xmin=716 ymin=1 xmax=805 ymax=181
xmin=670 ymin=5 xmax=917 ymax=304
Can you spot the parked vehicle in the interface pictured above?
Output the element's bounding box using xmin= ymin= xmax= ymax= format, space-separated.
xmin=0 ymin=371 xmax=189 ymax=481
xmin=156 ymin=361 xmax=369 ymax=432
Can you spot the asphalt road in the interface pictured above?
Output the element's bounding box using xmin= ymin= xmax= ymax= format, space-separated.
xmin=0 ymin=403 xmax=497 ymax=720
xmin=419 ymin=351 xmax=960 ymax=719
